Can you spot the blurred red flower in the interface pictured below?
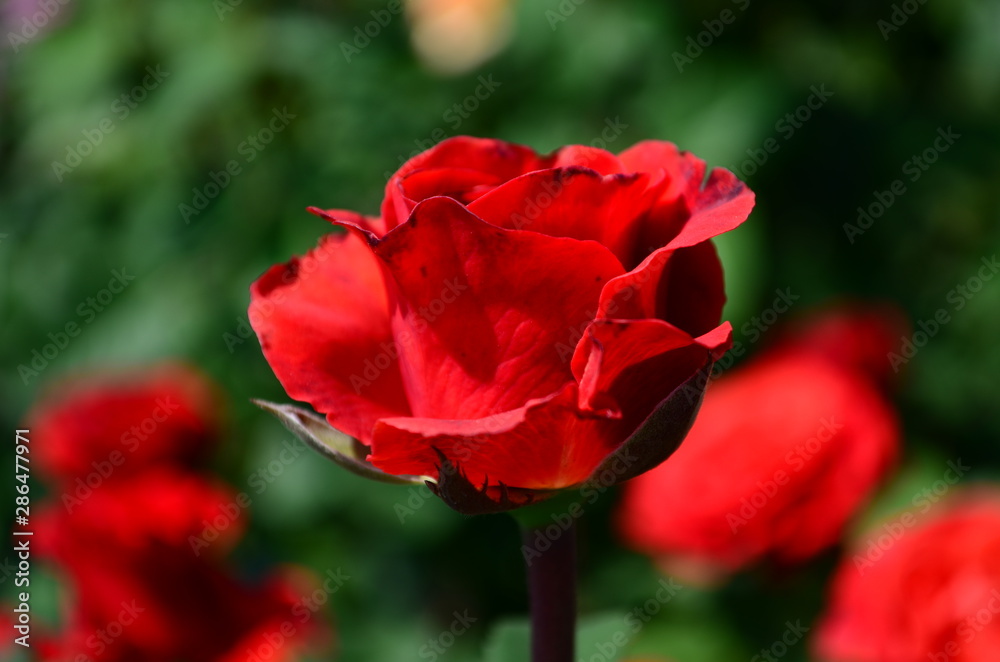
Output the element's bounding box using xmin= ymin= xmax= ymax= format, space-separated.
xmin=815 ymin=490 xmax=1000 ymax=662
xmin=26 ymin=366 xmax=330 ymax=662
xmin=35 ymin=470 xmax=320 ymax=662
xmin=250 ymin=136 xmax=754 ymax=513
xmin=28 ymin=363 xmax=221 ymax=489
xmin=616 ymin=307 xmax=901 ymax=572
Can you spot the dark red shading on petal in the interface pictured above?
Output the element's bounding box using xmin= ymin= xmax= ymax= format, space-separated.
xmin=249 ymin=232 xmax=411 ymax=444
xmin=584 ymin=354 xmax=718 ymax=487
xmin=618 ymin=141 xmax=754 ymax=266
xmin=382 ymin=136 xmax=547 ymax=230
xmin=398 ymin=168 xmax=506 ymax=204
xmin=427 ymin=448 xmax=542 ymax=514
xmin=597 ymin=241 xmax=726 ymax=339
xmin=571 ymin=320 xmax=729 ymax=422
xmin=466 ymin=167 xmax=663 ymax=265
xmin=368 ymin=385 xmax=623 ymax=490
xmin=549 ymin=145 xmax=625 ymax=174
xmin=356 ymin=196 xmax=625 ymax=421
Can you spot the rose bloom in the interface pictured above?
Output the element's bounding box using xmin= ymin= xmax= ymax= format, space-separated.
xmin=36 ymin=469 xmax=325 ymax=662
xmin=250 ymin=136 xmax=754 ymax=512
xmin=815 ymin=490 xmax=1000 ymax=662
xmin=28 ymin=364 xmax=220 ymax=489
xmin=616 ymin=308 xmax=901 ymax=571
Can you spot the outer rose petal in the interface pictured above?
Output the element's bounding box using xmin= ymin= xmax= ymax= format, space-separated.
xmin=382 ymin=136 xmax=547 ymax=229
xmin=250 ymin=232 xmax=411 ymax=444
xmin=619 ymin=141 xmax=754 ymax=265
xmin=369 ymin=384 xmax=625 ymax=490
xmin=571 ymin=320 xmax=731 ymax=416
xmin=549 ymin=144 xmax=625 ymax=174
xmin=346 ymin=196 xmax=625 ymax=421
xmin=466 ymin=167 xmax=664 ymax=266
xmin=310 ymin=208 xmax=386 ymax=238
xmin=597 ymin=240 xmax=727 ymax=339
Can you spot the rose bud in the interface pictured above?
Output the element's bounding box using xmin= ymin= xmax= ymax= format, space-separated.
xmin=35 ymin=469 xmax=329 ymax=662
xmin=815 ymin=489 xmax=1000 ymax=662
xmin=28 ymin=363 xmax=221 ymax=489
xmin=249 ymin=136 xmax=754 ymax=514
xmin=616 ymin=307 xmax=901 ymax=573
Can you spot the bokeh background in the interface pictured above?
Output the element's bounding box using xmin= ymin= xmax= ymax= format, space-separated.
xmin=2 ymin=0 xmax=999 ymax=660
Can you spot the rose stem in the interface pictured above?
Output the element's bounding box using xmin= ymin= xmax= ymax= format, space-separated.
xmin=522 ymin=519 xmax=577 ymax=662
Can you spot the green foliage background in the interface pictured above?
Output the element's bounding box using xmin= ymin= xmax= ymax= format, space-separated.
xmin=1 ymin=0 xmax=999 ymax=660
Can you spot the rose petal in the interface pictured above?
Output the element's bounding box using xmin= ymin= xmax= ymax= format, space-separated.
xmin=597 ymin=241 xmax=727 ymax=339
xmin=619 ymin=141 xmax=754 ymax=264
xmin=343 ymin=196 xmax=626 ymax=421
xmin=382 ymin=136 xmax=547 ymax=229
xmin=466 ymin=167 xmax=664 ymax=265
xmin=309 ymin=208 xmax=386 ymax=238
xmin=550 ymin=144 xmax=625 ymax=174
xmin=249 ymin=232 xmax=411 ymax=444
xmin=571 ymin=319 xmax=730 ymax=417
xmin=369 ymin=385 xmax=623 ymax=490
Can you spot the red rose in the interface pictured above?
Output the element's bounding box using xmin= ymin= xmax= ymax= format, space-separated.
xmin=36 ymin=469 xmax=324 ymax=662
xmin=815 ymin=490 xmax=1000 ymax=662
xmin=616 ymin=308 xmax=900 ymax=571
xmin=775 ymin=303 xmax=910 ymax=387
xmin=28 ymin=364 xmax=220 ymax=487
xmin=250 ymin=136 xmax=754 ymax=513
